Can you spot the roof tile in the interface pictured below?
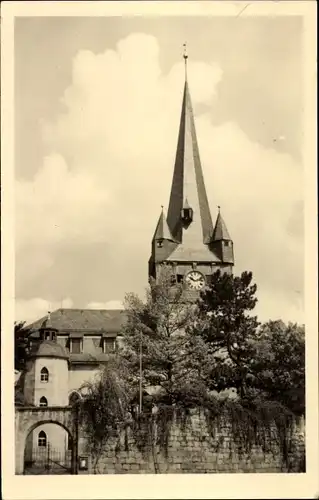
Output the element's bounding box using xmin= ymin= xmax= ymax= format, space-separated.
xmin=27 ymin=308 xmax=126 ymax=334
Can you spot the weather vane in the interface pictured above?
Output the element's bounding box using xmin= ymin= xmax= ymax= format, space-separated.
xmin=183 ymin=43 xmax=188 ymax=60
xmin=183 ymin=43 xmax=188 ymax=80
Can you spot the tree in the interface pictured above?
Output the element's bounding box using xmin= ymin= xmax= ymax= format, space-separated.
xmin=249 ymin=320 xmax=305 ymax=414
xmin=195 ymin=270 xmax=260 ymax=397
xmin=15 ymin=321 xmax=32 ymax=371
xmin=121 ymin=267 xmax=209 ymax=406
xmin=77 ymin=355 xmax=132 ymax=473
xmin=196 ymin=271 xmax=305 ymax=414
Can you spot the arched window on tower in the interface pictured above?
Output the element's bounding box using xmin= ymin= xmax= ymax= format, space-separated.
xmin=39 ymin=396 xmax=48 ymax=407
xmin=40 ymin=367 xmax=49 ymax=382
xmin=38 ymin=431 xmax=47 ymax=447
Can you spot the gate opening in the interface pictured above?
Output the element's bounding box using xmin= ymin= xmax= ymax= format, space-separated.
xmin=24 ymin=423 xmax=73 ymax=475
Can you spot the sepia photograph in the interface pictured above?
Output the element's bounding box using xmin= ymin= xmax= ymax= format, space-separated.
xmin=1 ymin=1 xmax=318 ymax=499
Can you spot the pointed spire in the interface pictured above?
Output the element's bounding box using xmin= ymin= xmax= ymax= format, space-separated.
xmin=166 ymin=48 xmax=213 ymax=247
xmin=212 ymin=208 xmax=232 ymax=241
xmin=183 ymin=197 xmax=191 ymax=209
xmin=152 ymin=206 xmax=174 ymax=242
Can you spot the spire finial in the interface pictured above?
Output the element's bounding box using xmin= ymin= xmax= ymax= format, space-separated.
xmin=217 ymin=205 xmax=221 ymax=213
xmin=183 ymin=43 xmax=188 ymax=81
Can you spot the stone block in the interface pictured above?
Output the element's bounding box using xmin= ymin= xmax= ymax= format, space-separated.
xmin=105 ymin=468 xmax=116 ymax=474
xmin=130 ymin=464 xmax=140 ymax=470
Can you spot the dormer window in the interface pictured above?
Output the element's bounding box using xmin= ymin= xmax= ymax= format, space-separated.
xmin=68 ymin=333 xmax=84 ymax=353
xmin=71 ymin=338 xmax=82 ymax=354
xmin=157 ymin=239 xmax=164 ymax=248
xmin=41 ymin=330 xmax=56 ymax=342
xmin=103 ymin=337 xmax=116 ymax=353
xmin=101 ymin=333 xmax=116 ymax=353
xmin=181 ymin=207 xmax=193 ymax=224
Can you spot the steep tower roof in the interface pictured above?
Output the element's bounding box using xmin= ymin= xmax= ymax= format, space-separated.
xmin=166 ymin=52 xmax=214 ymax=248
xmin=212 ymin=208 xmax=232 ymax=241
xmin=152 ymin=207 xmax=175 ymax=242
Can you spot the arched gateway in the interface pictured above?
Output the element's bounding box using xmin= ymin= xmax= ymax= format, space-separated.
xmin=15 ymin=406 xmax=79 ymax=475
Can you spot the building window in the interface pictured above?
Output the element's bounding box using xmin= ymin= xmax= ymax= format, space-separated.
xmin=170 ymin=274 xmax=177 ymax=285
xmin=206 ymin=275 xmax=212 ymax=285
xmin=40 ymin=367 xmax=49 ymax=383
xmin=176 ymin=274 xmax=184 ymax=283
xmin=38 ymin=431 xmax=47 ymax=447
xmin=69 ymin=391 xmax=80 ymax=406
xmin=39 ymin=396 xmax=48 ymax=407
xmin=103 ymin=338 xmax=116 ymax=353
xmin=157 ymin=239 xmax=163 ymax=248
xmin=71 ymin=338 xmax=82 ymax=354
xmin=181 ymin=207 xmax=193 ymax=223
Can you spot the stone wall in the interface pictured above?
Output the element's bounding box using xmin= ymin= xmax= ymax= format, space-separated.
xmin=78 ymin=409 xmax=305 ymax=474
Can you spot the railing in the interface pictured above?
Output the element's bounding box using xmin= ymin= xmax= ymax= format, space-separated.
xmin=24 ymin=443 xmax=72 ymax=474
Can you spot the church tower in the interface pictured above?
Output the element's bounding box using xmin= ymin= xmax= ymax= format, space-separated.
xmin=148 ymin=46 xmax=234 ymax=292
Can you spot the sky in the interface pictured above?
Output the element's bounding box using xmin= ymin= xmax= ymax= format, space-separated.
xmin=14 ymin=15 xmax=304 ymax=324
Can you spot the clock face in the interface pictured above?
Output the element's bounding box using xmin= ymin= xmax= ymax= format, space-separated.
xmin=185 ymin=271 xmax=206 ymax=290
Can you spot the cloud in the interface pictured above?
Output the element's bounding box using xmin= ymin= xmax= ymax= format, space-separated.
xmin=87 ymin=301 xmax=124 ymax=310
xmin=15 ymin=297 xmax=74 ymax=324
xmin=15 ymin=33 xmax=303 ymax=324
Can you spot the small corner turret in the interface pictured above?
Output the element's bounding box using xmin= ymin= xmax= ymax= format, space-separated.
xmin=148 ymin=206 xmax=178 ymax=279
xmin=210 ymin=207 xmax=234 ymax=265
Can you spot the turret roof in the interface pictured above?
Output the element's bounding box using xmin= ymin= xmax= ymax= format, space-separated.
xmin=212 ymin=210 xmax=232 ymax=241
xmin=152 ymin=207 xmax=174 ymax=242
xmin=30 ymin=340 xmax=69 ymax=360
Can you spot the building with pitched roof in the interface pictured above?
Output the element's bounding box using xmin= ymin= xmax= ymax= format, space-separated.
xmin=19 ymin=48 xmax=235 ymax=461
xmin=149 ymin=48 xmax=234 ymax=290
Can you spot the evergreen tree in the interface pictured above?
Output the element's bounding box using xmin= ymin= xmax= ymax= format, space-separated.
xmin=195 ymin=270 xmax=260 ymax=397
